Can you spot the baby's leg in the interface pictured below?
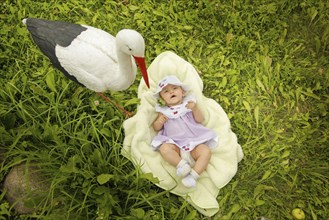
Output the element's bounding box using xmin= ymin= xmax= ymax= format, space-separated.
xmin=182 ymin=144 xmax=211 ymax=188
xmin=159 ymin=143 xmax=181 ymax=166
xmin=159 ymin=143 xmax=191 ymax=176
xmin=190 ymin=144 xmax=212 ymax=175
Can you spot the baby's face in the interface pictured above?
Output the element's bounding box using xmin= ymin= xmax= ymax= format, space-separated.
xmin=159 ymin=84 xmax=185 ymax=106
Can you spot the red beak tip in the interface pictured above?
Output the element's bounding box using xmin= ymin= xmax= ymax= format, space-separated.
xmin=133 ymin=56 xmax=150 ymax=89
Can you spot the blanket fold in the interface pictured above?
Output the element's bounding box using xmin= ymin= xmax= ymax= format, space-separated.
xmin=122 ymin=51 xmax=243 ymax=217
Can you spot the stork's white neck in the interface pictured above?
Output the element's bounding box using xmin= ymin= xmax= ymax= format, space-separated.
xmin=112 ymin=29 xmax=143 ymax=91
xmin=114 ymin=49 xmax=136 ymax=91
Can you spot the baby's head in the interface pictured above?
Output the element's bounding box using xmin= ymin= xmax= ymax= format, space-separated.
xmin=154 ymin=75 xmax=189 ymax=106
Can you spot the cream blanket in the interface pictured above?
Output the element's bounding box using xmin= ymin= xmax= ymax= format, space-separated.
xmin=122 ymin=51 xmax=244 ymax=217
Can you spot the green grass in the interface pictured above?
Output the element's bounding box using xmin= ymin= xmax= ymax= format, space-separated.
xmin=1 ymin=0 xmax=328 ymax=219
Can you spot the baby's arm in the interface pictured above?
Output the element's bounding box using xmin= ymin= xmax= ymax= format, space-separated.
xmin=186 ymin=101 xmax=204 ymax=123
xmin=152 ymin=113 xmax=168 ymax=131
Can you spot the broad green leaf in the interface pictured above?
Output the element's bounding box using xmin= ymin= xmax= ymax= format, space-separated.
xmin=100 ymin=128 xmax=112 ymax=137
xmin=255 ymin=199 xmax=265 ymax=206
xmin=124 ymin=97 xmax=140 ymax=107
xmin=254 ymin=184 xmax=267 ymax=198
xmin=93 ymin=186 xmax=110 ymax=195
xmin=184 ymin=210 xmax=197 ymax=220
xmin=153 ymin=10 xmax=167 ymax=17
xmin=220 ymin=76 xmax=227 ymax=88
xmin=97 ymin=174 xmax=113 ymax=185
xmin=140 ymin=173 xmax=159 ymax=183
xmin=243 ymin=100 xmax=251 ymax=113
xmin=308 ymin=7 xmax=318 ymax=23
xmin=256 ymin=78 xmax=265 ymax=91
xmin=281 ymin=150 xmax=290 ymax=158
xmin=229 ymin=203 xmax=240 ymax=214
xmin=60 ymin=155 xmax=80 ymax=174
xmin=301 ymin=90 xmax=320 ymax=100
xmin=261 ymin=170 xmax=271 ymax=181
xmin=46 ymin=71 xmax=57 ymax=92
xmin=130 ymin=208 xmax=145 ymax=219
xmin=183 ymin=25 xmax=193 ymax=30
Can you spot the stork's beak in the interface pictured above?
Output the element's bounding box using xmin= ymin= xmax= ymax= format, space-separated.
xmin=133 ymin=56 xmax=150 ymax=88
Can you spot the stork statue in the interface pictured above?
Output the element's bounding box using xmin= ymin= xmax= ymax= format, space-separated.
xmin=23 ymin=18 xmax=150 ymax=116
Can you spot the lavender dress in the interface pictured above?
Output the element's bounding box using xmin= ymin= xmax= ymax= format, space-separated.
xmin=151 ymin=96 xmax=218 ymax=152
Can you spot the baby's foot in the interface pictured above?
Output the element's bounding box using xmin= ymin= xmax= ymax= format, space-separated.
xmin=182 ymin=174 xmax=196 ymax=188
xmin=182 ymin=170 xmax=199 ymax=188
xmin=176 ymin=160 xmax=191 ymax=177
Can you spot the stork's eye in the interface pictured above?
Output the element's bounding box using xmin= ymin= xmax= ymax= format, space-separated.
xmin=126 ymin=45 xmax=132 ymax=51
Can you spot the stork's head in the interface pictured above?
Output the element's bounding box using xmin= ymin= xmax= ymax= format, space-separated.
xmin=116 ymin=29 xmax=149 ymax=88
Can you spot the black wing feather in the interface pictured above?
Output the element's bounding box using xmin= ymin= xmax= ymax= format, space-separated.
xmin=25 ymin=18 xmax=88 ymax=86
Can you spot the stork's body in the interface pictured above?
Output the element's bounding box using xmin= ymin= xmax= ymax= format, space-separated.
xmin=23 ymin=18 xmax=149 ymax=115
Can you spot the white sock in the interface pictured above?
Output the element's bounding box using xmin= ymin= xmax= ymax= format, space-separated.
xmin=182 ymin=169 xmax=199 ymax=188
xmin=176 ymin=160 xmax=191 ymax=177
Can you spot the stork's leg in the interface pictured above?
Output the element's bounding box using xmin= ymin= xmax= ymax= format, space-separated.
xmin=97 ymin=92 xmax=134 ymax=118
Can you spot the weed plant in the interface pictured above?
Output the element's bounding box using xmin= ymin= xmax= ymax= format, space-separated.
xmin=0 ymin=0 xmax=328 ymax=219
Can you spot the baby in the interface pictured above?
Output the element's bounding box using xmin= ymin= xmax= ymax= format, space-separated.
xmin=151 ymin=75 xmax=218 ymax=188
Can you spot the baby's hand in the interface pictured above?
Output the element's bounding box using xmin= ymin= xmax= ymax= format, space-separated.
xmin=185 ymin=101 xmax=197 ymax=110
xmin=157 ymin=113 xmax=168 ymax=125
xmin=153 ymin=113 xmax=168 ymax=131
